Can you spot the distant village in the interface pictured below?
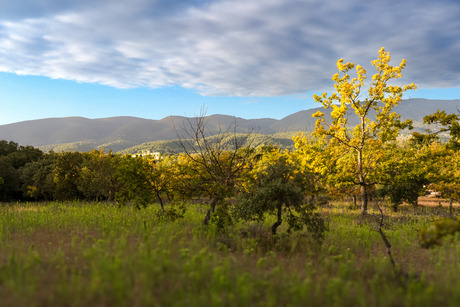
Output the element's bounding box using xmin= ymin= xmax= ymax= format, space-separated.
xmin=131 ymin=150 xmax=161 ymax=160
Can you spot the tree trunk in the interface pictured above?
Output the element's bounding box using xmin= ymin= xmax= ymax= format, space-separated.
xmin=203 ymin=198 xmax=219 ymax=225
xmin=204 ymin=210 xmax=211 ymax=225
xmin=153 ymin=187 xmax=164 ymax=211
xmin=271 ymin=206 xmax=282 ymax=235
xmin=157 ymin=195 xmax=164 ymax=211
xmin=357 ymin=145 xmax=368 ymax=215
xmin=360 ymin=183 xmax=368 ymax=214
xmin=449 ymin=197 xmax=454 ymax=217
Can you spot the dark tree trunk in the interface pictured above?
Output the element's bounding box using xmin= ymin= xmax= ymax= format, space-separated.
xmin=204 ymin=210 xmax=211 ymax=225
xmin=203 ymin=198 xmax=219 ymax=225
xmin=157 ymin=195 xmax=164 ymax=211
xmin=271 ymin=206 xmax=283 ymax=235
xmin=153 ymin=188 xmax=164 ymax=210
xmin=360 ymin=183 xmax=368 ymax=215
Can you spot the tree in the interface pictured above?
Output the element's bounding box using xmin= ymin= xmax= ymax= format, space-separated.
xmin=5 ymin=145 xmax=43 ymax=169
xmin=410 ymin=110 xmax=460 ymax=214
xmin=0 ymin=140 xmax=20 ymax=156
xmin=234 ymin=153 xmax=326 ymax=239
xmin=114 ymin=155 xmax=155 ymax=208
xmin=0 ymin=140 xmax=44 ymax=201
xmin=428 ymin=147 xmax=460 ymax=215
xmin=421 ymin=110 xmax=460 ymax=149
xmin=312 ymin=47 xmax=416 ymax=214
xmin=174 ymin=110 xmax=256 ymax=224
xmin=21 ymin=154 xmax=56 ymax=201
xmin=0 ymin=157 xmax=20 ymax=201
xmin=293 ymin=132 xmax=362 ymax=206
xmin=376 ymin=145 xmax=431 ymax=211
xmin=53 ymin=152 xmax=85 ymax=201
xmin=78 ymin=150 xmax=118 ymax=201
xmin=144 ymin=156 xmax=175 ymax=210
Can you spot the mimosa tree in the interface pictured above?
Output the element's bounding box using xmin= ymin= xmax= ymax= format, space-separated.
xmin=312 ymin=47 xmax=416 ymax=214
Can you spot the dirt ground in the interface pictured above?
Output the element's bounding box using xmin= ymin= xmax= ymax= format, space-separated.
xmin=415 ymin=196 xmax=459 ymax=207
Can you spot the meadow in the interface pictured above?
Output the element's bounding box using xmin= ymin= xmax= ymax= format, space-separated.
xmin=1 ymin=200 xmax=460 ymax=306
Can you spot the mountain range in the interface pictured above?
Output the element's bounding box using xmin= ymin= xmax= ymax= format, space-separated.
xmin=0 ymin=98 xmax=458 ymax=153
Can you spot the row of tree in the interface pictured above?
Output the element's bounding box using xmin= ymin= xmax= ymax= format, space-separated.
xmin=0 ymin=48 xmax=458 ymax=236
xmin=0 ymin=115 xmax=457 ymax=217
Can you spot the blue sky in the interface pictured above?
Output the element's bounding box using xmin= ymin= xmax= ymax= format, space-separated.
xmin=0 ymin=0 xmax=459 ymax=125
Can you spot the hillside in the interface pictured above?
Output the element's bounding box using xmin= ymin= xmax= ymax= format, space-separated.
xmin=0 ymin=98 xmax=458 ymax=152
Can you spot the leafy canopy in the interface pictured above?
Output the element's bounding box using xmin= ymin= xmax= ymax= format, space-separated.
xmin=312 ymin=47 xmax=416 ymax=145
xmin=311 ymin=47 xmax=416 ymax=214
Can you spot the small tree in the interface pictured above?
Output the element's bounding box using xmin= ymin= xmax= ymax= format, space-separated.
xmin=428 ymin=148 xmax=460 ymax=215
xmin=0 ymin=141 xmax=44 ymax=201
xmin=312 ymin=47 xmax=416 ymax=214
xmin=21 ymin=154 xmax=56 ymax=201
xmin=114 ymin=155 xmax=155 ymax=208
xmin=145 ymin=156 xmax=175 ymax=210
xmin=78 ymin=150 xmax=118 ymax=201
xmin=411 ymin=111 xmax=460 ymax=214
xmin=174 ymin=110 xmax=257 ymax=224
xmin=422 ymin=110 xmax=460 ymax=149
xmin=53 ymin=152 xmax=85 ymax=201
xmin=376 ymin=146 xmax=430 ymax=211
xmin=234 ymin=152 xmax=326 ymax=239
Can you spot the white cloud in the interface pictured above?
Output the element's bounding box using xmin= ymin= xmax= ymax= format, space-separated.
xmin=0 ymin=0 xmax=459 ymax=96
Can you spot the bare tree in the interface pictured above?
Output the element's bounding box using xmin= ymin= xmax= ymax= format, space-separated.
xmin=173 ymin=108 xmax=261 ymax=225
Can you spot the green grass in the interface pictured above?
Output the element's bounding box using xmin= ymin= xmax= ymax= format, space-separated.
xmin=0 ymin=201 xmax=459 ymax=306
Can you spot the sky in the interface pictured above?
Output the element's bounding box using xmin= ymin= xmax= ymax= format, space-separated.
xmin=0 ymin=0 xmax=459 ymax=125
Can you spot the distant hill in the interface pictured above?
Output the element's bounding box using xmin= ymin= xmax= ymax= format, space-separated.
xmin=0 ymin=98 xmax=458 ymax=153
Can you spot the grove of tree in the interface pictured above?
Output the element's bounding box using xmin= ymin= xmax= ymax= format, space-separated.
xmin=0 ymin=48 xmax=458 ymax=239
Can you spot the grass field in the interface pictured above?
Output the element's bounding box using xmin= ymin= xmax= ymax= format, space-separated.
xmin=1 ymin=201 xmax=459 ymax=306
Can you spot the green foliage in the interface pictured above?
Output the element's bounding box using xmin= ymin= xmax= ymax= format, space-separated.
xmin=423 ymin=110 xmax=460 ymax=149
xmin=423 ymin=144 xmax=460 ymax=211
xmin=235 ymin=155 xmax=326 ymax=239
xmin=410 ymin=131 xmax=439 ymax=147
xmin=378 ymin=181 xmax=424 ymax=211
xmin=376 ymin=146 xmax=431 ymax=211
xmin=419 ymin=217 xmax=460 ymax=248
xmin=0 ymin=140 xmax=44 ymax=201
xmin=78 ymin=150 xmax=118 ymax=201
xmin=285 ymin=203 xmax=328 ymax=242
xmin=114 ymin=155 xmax=154 ymax=208
xmin=0 ymin=158 xmax=20 ymax=200
xmin=53 ymin=152 xmax=85 ymax=200
xmin=235 ymin=157 xmax=303 ymax=221
xmin=155 ymin=201 xmax=187 ymax=222
xmin=210 ymin=201 xmax=233 ymax=231
xmin=0 ymin=140 xmax=21 ymax=156
xmin=21 ymin=155 xmax=56 ymax=200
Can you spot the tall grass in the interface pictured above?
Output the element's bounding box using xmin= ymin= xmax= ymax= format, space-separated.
xmin=0 ymin=201 xmax=459 ymax=306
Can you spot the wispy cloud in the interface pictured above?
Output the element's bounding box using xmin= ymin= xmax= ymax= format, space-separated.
xmin=0 ymin=0 xmax=459 ymax=96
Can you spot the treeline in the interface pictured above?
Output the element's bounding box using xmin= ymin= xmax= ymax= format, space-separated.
xmin=1 ymin=49 xmax=459 ymax=239
xmin=0 ymin=112 xmax=458 ymax=211
xmin=0 ymin=114 xmax=457 ymax=241
xmin=0 ymin=143 xmax=165 ymax=204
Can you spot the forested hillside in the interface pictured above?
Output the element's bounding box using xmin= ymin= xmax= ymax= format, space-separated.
xmin=0 ymin=99 xmax=458 ymax=152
